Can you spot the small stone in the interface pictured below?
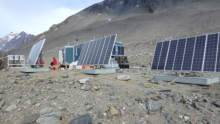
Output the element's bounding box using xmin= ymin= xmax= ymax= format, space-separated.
xmin=91 ymin=88 xmax=95 ymax=92
xmin=35 ymin=103 xmax=42 ymax=107
xmin=40 ymin=107 xmax=53 ymax=115
xmin=116 ymin=75 xmax=130 ymax=81
xmin=50 ymin=96 xmax=57 ymax=100
xmin=109 ymin=106 xmax=119 ymax=117
xmin=77 ymin=78 xmax=89 ymax=84
xmin=184 ymin=116 xmax=190 ymax=120
xmin=151 ymin=96 xmax=161 ymax=101
xmin=213 ymin=100 xmax=220 ymax=107
xmin=36 ymin=115 xmax=61 ymax=124
xmin=196 ymin=94 xmax=203 ymax=98
xmin=192 ymin=102 xmax=198 ymax=109
xmin=81 ymin=85 xmax=91 ymax=91
xmin=146 ymin=101 xmax=162 ymax=112
xmin=0 ymin=90 xmax=5 ymax=94
xmin=69 ymin=82 xmax=74 ymax=85
xmin=203 ymin=97 xmax=211 ymax=103
xmin=62 ymin=74 xmax=69 ymax=78
xmin=0 ymin=100 xmax=4 ymax=108
xmin=68 ymin=114 xmax=92 ymax=124
xmin=126 ymin=102 xmax=134 ymax=106
xmin=135 ymin=120 xmax=147 ymax=124
xmin=179 ymin=115 xmax=184 ymax=119
xmin=149 ymin=79 xmax=155 ymax=83
xmin=157 ymin=80 xmax=163 ymax=85
xmin=6 ymin=104 xmax=17 ymax=112
xmin=22 ymin=113 xmax=40 ymax=124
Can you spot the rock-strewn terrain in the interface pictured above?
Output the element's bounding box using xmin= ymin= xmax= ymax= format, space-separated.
xmin=0 ymin=68 xmax=220 ymax=124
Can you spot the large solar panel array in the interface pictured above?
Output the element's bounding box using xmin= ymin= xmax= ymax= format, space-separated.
xmin=77 ymin=34 xmax=117 ymax=65
xmin=151 ymin=33 xmax=220 ymax=72
xmin=26 ymin=39 xmax=45 ymax=65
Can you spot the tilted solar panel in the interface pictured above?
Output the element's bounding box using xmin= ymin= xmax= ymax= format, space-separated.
xmin=26 ymin=39 xmax=45 ymax=65
xmin=77 ymin=34 xmax=117 ymax=65
xmin=151 ymin=42 xmax=163 ymax=70
xmin=87 ymin=40 xmax=96 ymax=65
xmin=94 ymin=38 xmax=105 ymax=65
xmin=204 ymin=33 xmax=218 ymax=72
xmin=182 ymin=37 xmax=196 ymax=71
xmin=158 ymin=41 xmax=170 ymax=70
xmin=173 ymin=39 xmax=186 ymax=71
xmin=215 ymin=33 xmax=220 ymax=72
xmin=165 ymin=40 xmax=178 ymax=70
xmin=152 ymin=32 xmax=220 ymax=73
xmin=99 ymin=36 xmax=111 ymax=64
xmin=192 ymin=35 xmax=206 ymax=71
xmin=104 ymin=35 xmax=116 ymax=64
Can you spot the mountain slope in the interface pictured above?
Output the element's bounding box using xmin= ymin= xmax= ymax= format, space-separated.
xmin=0 ymin=31 xmax=34 ymax=51
xmin=10 ymin=0 xmax=220 ymax=67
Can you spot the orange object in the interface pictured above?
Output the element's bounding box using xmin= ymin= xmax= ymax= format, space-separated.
xmin=82 ymin=65 xmax=90 ymax=69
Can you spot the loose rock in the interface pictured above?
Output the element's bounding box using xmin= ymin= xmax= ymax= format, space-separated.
xmin=22 ymin=113 xmax=40 ymax=124
xmin=116 ymin=75 xmax=130 ymax=81
xmin=109 ymin=106 xmax=119 ymax=117
xmin=68 ymin=113 xmax=92 ymax=124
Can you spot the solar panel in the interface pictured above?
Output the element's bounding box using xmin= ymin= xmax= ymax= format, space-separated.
xmin=77 ymin=44 xmax=86 ymax=65
xmin=78 ymin=42 xmax=89 ymax=65
xmin=151 ymin=42 xmax=163 ymax=70
xmin=99 ymin=36 xmax=111 ymax=64
xmin=104 ymin=35 xmax=116 ymax=64
xmin=173 ymin=39 xmax=186 ymax=70
xmin=90 ymin=39 xmax=101 ymax=65
xmin=165 ymin=40 xmax=178 ymax=70
xmin=87 ymin=40 xmax=96 ymax=65
xmin=26 ymin=39 xmax=45 ymax=65
xmin=182 ymin=37 xmax=196 ymax=71
xmin=77 ymin=34 xmax=117 ymax=65
xmin=204 ymin=33 xmax=218 ymax=72
xmin=158 ymin=41 xmax=170 ymax=70
xmin=94 ymin=38 xmax=105 ymax=64
xmin=152 ymin=32 xmax=220 ymax=73
xmin=83 ymin=42 xmax=92 ymax=65
xmin=215 ymin=33 xmax=220 ymax=72
xmin=192 ymin=35 xmax=206 ymax=71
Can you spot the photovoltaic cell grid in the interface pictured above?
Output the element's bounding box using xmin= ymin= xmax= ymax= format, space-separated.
xmin=77 ymin=34 xmax=117 ymax=65
xmin=182 ymin=37 xmax=196 ymax=71
xmin=26 ymin=39 xmax=45 ymax=65
xmin=173 ymin=39 xmax=186 ymax=71
xmin=165 ymin=40 xmax=178 ymax=70
xmin=151 ymin=42 xmax=162 ymax=69
xmin=158 ymin=41 xmax=169 ymax=70
xmin=151 ymin=32 xmax=220 ymax=72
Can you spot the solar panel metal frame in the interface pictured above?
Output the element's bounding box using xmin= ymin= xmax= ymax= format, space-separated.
xmin=26 ymin=39 xmax=45 ymax=65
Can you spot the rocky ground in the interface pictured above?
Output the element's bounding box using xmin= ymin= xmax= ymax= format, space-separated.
xmin=0 ymin=67 xmax=220 ymax=124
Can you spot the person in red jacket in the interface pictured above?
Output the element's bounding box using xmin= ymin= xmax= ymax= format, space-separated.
xmin=50 ymin=57 xmax=57 ymax=66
